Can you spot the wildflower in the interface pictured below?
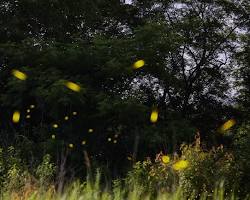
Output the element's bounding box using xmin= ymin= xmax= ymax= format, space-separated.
xmin=133 ymin=60 xmax=145 ymax=69
xmin=161 ymin=155 xmax=170 ymax=164
xmin=12 ymin=69 xmax=27 ymax=80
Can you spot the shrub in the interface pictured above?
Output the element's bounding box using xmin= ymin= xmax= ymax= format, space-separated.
xmin=126 ymin=140 xmax=240 ymax=198
xmin=35 ymin=154 xmax=56 ymax=187
xmin=125 ymin=154 xmax=177 ymax=195
xmin=0 ymin=146 xmax=56 ymax=195
xmin=0 ymin=146 xmax=29 ymax=192
xmin=178 ymin=143 xmax=240 ymax=198
xmin=233 ymin=122 xmax=250 ymax=195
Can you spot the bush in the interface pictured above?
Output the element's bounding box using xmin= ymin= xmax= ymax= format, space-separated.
xmin=35 ymin=154 xmax=56 ymax=187
xmin=233 ymin=122 xmax=250 ymax=195
xmin=0 ymin=146 xmax=29 ymax=192
xmin=178 ymin=143 xmax=240 ymax=198
xmin=125 ymin=140 xmax=241 ymax=198
xmin=125 ymin=157 xmax=177 ymax=195
xmin=0 ymin=146 xmax=56 ymax=195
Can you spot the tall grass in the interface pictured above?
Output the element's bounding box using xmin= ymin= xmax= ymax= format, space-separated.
xmin=1 ymin=147 xmax=249 ymax=199
xmin=1 ymin=173 xmax=248 ymax=200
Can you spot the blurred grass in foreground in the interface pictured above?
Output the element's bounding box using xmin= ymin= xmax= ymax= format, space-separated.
xmin=1 ymin=175 xmax=249 ymax=200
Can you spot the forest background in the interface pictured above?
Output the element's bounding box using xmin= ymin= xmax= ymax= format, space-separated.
xmin=0 ymin=0 xmax=249 ymax=199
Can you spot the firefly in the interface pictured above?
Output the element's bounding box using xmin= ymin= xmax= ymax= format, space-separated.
xmin=220 ymin=119 xmax=236 ymax=132
xmin=12 ymin=111 xmax=20 ymax=123
xmin=53 ymin=124 xmax=58 ymax=128
xmin=51 ymin=135 xmax=56 ymax=139
xmin=64 ymin=116 xmax=69 ymax=121
xmin=88 ymin=128 xmax=93 ymax=133
xmin=65 ymin=81 xmax=81 ymax=92
xmin=161 ymin=155 xmax=170 ymax=164
xmin=72 ymin=111 xmax=77 ymax=116
xmin=150 ymin=108 xmax=158 ymax=123
xmin=133 ymin=60 xmax=145 ymax=69
xmin=81 ymin=140 xmax=86 ymax=145
xmin=12 ymin=69 xmax=27 ymax=80
xmin=26 ymin=115 xmax=31 ymax=119
xmin=173 ymin=160 xmax=189 ymax=171
xmin=68 ymin=143 xmax=74 ymax=148
xmin=30 ymin=105 xmax=35 ymax=109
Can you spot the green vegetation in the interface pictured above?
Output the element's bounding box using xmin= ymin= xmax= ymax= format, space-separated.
xmin=0 ymin=0 xmax=249 ymax=199
xmin=1 ymin=144 xmax=250 ymax=199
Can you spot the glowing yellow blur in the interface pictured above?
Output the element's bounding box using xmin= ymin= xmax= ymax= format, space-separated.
xmin=69 ymin=144 xmax=74 ymax=148
xmin=133 ymin=60 xmax=145 ymax=69
xmin=173 ymin=160 xmax=189 ymax=171
xmin=12 ymin=69 xmax=27 ymax=80
xmin=53 ymin=124 xmax=58 ymax=128
xmin=26 ymin=115 xmax=31 ymax=119
xmin=127 ymin=156 xmax=132 ymax=161
xmin=220 ymin=119 xmax=236 ymax=132
xmin=64 ymin=116 xmax=69 ymax=121
xmin=162 ymin=155 xmax=170 ymax=164
xmin=51 ymin=135 xmax=56 ymax=139
xmin=108 ymin=138 xmax=112 ymax=142
xmin=88 ymin=128 xmax=93 ymax=133
xmin=65 ymin=81 xmax=81 ymax=92
xmin=12 ymin=111 xmax=20 ymax=123
xmin=30 ymin=105 xmax=35 ymax=109
xmin=150 ymin=109 xmax=158 ymax=123
xmin=81 ymin=140 xmax=86 ymax=145
xmin=73 ymin=111 xmax=77 ymax=116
